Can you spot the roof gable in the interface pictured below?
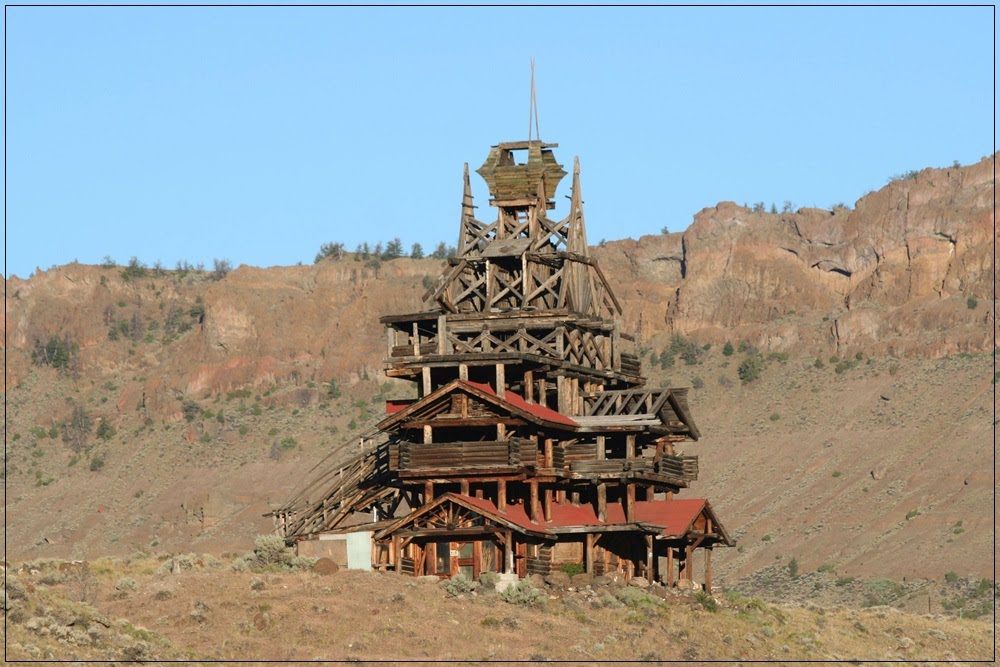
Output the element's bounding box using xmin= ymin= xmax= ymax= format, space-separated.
xmin=377 ymin=379 xmax=577 ymax=432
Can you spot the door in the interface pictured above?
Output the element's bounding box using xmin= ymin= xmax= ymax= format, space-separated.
xmin=456 ymin=542 xmax=475 ymax=580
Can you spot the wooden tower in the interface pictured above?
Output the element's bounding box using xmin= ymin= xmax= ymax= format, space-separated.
xmin=274 ymin=138 xmax=732 ymax=588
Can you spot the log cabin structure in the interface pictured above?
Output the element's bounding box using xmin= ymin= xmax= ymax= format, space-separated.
xmin=273 ymin=138 xmax=733 ymax=590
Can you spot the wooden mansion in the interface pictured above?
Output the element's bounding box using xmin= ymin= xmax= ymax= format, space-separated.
xmin=273 ymin=137 xmax=732 ymax=590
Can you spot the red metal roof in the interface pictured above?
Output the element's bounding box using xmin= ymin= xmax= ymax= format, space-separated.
xmin=455 ymin=493 xmax=706 ymax=537
xmin=464 ymin=380 xmax=577 ymax=428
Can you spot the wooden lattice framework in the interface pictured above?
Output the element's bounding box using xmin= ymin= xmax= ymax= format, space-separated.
xmin=273 ymin=138 xmax=732 ymax=589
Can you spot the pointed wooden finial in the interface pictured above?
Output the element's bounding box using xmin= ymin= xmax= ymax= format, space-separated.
xmin=569 ymin=156 xmax=589 ymax=254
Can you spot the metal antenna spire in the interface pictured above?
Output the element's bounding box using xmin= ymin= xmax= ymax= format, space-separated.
xmin=528 ymin=58 xmax=540 ymax=141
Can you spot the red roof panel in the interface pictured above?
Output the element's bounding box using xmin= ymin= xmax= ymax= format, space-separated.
xmin=455 ymin=493 xmax=706 ymax=536
xmin=386 ymin=399 xmax=416 ymax=415
xmin=464 ymin=380 xmax=577 ymax=428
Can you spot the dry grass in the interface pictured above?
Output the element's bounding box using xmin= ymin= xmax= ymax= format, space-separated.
xmin=3 ymin=556 xmax=994 ymax=662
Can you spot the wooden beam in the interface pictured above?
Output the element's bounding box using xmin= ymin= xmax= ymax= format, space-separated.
xmin=626 ymin=434 xmax=636 ymax=459
xmin=425 ymin=481 xmax=434 ymax=503
xmin=423 ymin=425 xmax=433 ymax=444
xmin=544 ymin=438 xmax=553 ymax=467
xmin=543 ymin=487 xmax=552 ymax=522
xmin=422 ymin=366 xmax=432 ymax=396
xmin=495 ymin=363 xmax=506 ymax=399
xmin=538 ymin=378 xmax=547 ymax=408
xmin=596 ymin=435 xmax=605 ymax=461
xmin=393 ymin=535 xmax=402 ymax=575
xmin=524 ymin=370 xmax=534 ymax=403
xmin=497 ymin=480 xmax=506 ymax=513
xmin=459 ymin=363 xmax=469 ymax=381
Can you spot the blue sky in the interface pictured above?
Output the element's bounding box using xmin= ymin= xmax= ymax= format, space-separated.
xmin=4 ymin=6 xmax=995 ymax=278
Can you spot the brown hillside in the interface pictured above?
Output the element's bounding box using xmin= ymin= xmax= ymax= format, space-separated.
xmin=2 ymin=156 xmax=995 ymax=591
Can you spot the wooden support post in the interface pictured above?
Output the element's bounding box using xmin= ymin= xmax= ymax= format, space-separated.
xmin=625 ymin=483 xmax=636 ymax=523
xmin=386 ymin=327 xmax=396 ymax=359
xmin=543 ymin=488 xmax=552 ymax=522
xmin=497 ymin=480 xmax=506 ymax=513
xmin=544 ymin=438 xmax=553 ymax=468
xmin=645 ymin=534 xmax=654 ymax=583
xmin=422 ymin=366 xmax=432 ymax=396
xmin=538 ymin=378 xmax=547 ymax=408
xmin=612 ymin=320 xmax=621 ymax=369
xmin=423 ymin=425 xmax=433 ymax=444
xmin=495 ymin=363 xmax=506 ymax=399
xmin=571 ymin=491 xmax=580 ymax=507
xmin=705 ymin=547 xmax=713 ymax=594
xmin=524 ymin=370 xmax=534 ymax=403
xmin=626 ymin=434 xmax=636 ymax=459
xmin=685 ymin=545 xmax=694 ymax=581
xmin=412 ymin=322 xmax=420 ymax=357
xmin=667 ymin=547 xmax=675 ymax=587
xmin=496 ymin=422 xmax=506 ymax=440
xmin=460 ymin=479 xmax=469 ymax=496
xmin=393 ymin=535 xmax=402 ymax=574
xmin=437 ymin=314 xmax=447 ymax=354
xmin=459 ymin=363 xmax=468 ymax=381
xmin=585 ymin=533 xmax=595 ymax=575
xmin=596 ymin=435 xmax=606 ymax=460
xmin=557 ymin=375 xmax=568 ymax=414
xmin=597 ymin=483 xmax=607 ymax=522
xmin=475 ymin=487 xmax=484 ymax=499
xmin=645 ymin=485 xmax=655 ymax=501
xmin=425 ymin=481 xmax=434 ymax=503
xmin=529 ymin=481 xmax=540 ymax=524
xmin=557 ymin=488 xmax=566 ymax=503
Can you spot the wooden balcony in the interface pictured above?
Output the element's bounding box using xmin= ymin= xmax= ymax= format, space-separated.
xmin=568 ymin=454 xmax=699 ymax=482
xmin=382 ymin=312 xmax=638 ymax=378
xmin=390 ymin=439 xmax=537 ymax=473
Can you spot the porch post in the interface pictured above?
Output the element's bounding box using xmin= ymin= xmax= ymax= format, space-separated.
xmin=504 ymin=530 xmax=514 ymax=574
xmin=529 ymin=481 xmax=540 ymax=524
xmin=645 ymin=534 xmax=654 ymax=583
xmin=597 ymin=483 xmax=607 ymax=522
xmin=667 ymin=546 xmax=674 ymax=587
xmin=585 ymin=533 xmax=595 ymax=575
xmin=705 ymin=547 xmax=713 ymax=594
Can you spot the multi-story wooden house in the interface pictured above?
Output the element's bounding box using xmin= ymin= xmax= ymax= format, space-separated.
xmin=274 ymin=138 xmax=732 ymax=590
